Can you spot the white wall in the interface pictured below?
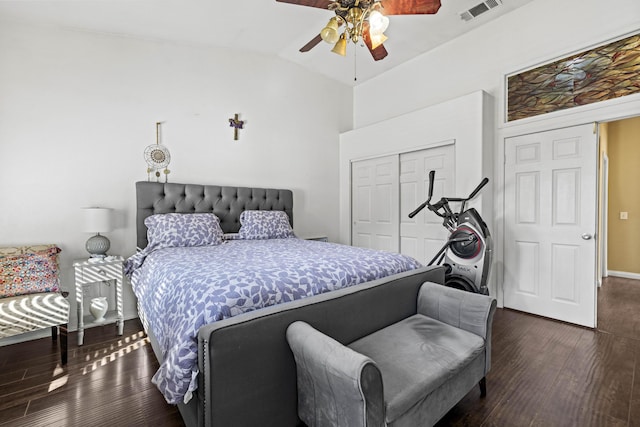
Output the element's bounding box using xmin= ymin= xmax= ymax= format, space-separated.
xmin=0 ymin=22 xmax=352 ymax=342
xmin=354 ymin=0 xmax=640 ymax=128
xmin=349 ymin=0 xmax=640 ymax=305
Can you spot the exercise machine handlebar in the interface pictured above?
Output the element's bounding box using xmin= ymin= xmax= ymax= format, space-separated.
xmin=467 ymin=177 xmax=489 ymax=200
xmin=408 ymin=170 xmax=436 ymax=219
xmin=408 ymin=171 xmax=489 ymax=221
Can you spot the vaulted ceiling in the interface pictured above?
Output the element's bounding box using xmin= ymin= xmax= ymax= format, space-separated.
xmin=0 ymin=0 xmax=534 ymax=86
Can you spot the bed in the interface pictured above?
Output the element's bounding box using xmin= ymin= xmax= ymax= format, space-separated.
xmin=129 ymin=181 xmax=442 ymax=426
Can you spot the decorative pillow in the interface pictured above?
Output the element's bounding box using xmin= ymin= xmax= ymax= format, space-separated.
xmin=0 ymin=246 xmax=61 ymax=298
xmin=238 ymin=210 xmax=295 ymax=240
xmin=0 ymin=244 xmax=58 ymax=257
xmin=145 ymin=213 xmax=224 ymax=249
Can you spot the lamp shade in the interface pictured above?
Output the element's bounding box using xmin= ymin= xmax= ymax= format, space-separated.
xmin=320 ymin=17 xmax=340 ymax=44
xmin=369 ymin=32 xmax=388 ymax=49
xmin=82 ymin=208 xmax=113 ymax=233
xmin=331 ymin=34 xmax=348 ymax=56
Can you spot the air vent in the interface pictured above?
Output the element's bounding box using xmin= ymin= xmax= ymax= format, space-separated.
xmin=460 ymin=0 xmax=502 ymax=21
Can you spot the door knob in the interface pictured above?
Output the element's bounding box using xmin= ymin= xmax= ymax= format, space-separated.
xmin=581 ymin=233 xmax=593 ymax=240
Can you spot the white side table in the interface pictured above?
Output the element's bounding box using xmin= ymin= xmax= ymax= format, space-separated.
xmin=305 ymin=237 xmax=329 ymax=242
xmin=73 ymin=256 xmax=124 ymax=345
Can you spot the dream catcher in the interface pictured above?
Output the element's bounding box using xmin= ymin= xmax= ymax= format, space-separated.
xmin=144 ymin=122 xmax=171 ymax=182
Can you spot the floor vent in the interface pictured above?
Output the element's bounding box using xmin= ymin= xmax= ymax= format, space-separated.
xmin=460 ymin=0 xmax=503 ymax=21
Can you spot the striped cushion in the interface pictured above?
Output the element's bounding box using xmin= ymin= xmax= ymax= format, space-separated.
xmin=0 ymin=292 xmax=69 ymax=338
xmin=0 ymin=244 xmax=59 ymax=256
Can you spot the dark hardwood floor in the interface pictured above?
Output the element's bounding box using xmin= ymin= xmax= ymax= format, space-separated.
xmin=0 ymin=323 xmax=182 ymax=427
xmin=1 ymin=277 xmax=639 ymax=426
xmin=436 ymin=276 xmax=640 ymax=427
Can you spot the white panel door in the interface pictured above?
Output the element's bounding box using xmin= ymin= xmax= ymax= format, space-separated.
xmin=351 ymin=155 xmax=399 ymax=252
xmin=399 ymin=145 xmax=455 ymax=264
xmin=504 ymin=123 xmax=598 ymax=327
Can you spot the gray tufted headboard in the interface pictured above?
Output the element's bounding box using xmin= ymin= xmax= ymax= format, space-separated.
xmin=135 ymin=181 xmax=294 ymax=250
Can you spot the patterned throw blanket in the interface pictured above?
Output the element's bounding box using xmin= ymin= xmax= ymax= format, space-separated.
xmin=126 ymin=238 xmax=421 ymax=404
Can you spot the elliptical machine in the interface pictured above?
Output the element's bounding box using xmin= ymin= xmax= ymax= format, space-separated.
xmin=408 ymin=171 xmax=492 ymax=295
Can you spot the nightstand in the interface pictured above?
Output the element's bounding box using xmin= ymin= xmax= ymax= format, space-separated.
xmin=305 ymin=237 xmax=329 ymax=242
xmin=73 ymin=256 xmax=124 ymax=345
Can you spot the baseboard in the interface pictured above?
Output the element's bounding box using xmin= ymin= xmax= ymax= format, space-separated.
xmin=607 ymin=270 xmax=640 ymax=280
xmin=0 ymin=315 xmax=141 ymax=347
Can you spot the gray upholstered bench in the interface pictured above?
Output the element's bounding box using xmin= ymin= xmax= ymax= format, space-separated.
xmin=0 ymin=245 xmax=69 ymax=364
xmin=286 ymin=282 xmax=496 ymax=427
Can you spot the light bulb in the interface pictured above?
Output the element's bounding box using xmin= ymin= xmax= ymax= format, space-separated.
xmin=369 ymin=10 xmax=389 ymax=35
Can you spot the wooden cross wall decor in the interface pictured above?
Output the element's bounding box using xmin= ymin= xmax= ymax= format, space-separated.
xmin=228 ymin=114 xmax=245 ymax=140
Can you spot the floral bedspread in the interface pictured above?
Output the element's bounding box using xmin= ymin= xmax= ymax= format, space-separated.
xmin=126 ymin=238 xmax=421 ymax=404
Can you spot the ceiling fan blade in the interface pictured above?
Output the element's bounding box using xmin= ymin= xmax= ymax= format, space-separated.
xmin=300 ymin=34 xmax=324 ymax=52
xmin=369 ymin=44 xmax=388 ymax=61
xmin=276 ymin=0 xmax=333 ymax=9
xmin=380 ymin=0 xmax=441 ymax=15
xmin=362 ymin=30 xmax=389 ymax=61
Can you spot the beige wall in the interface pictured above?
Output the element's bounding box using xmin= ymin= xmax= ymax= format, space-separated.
xmin=607 ymin=116 xmax=640 ymax=274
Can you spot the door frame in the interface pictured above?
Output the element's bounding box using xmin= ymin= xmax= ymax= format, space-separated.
xmin=600 ymin=153 xmax=609 ymax=285
xmin=494 ymin=94 xmax=640 ymax=309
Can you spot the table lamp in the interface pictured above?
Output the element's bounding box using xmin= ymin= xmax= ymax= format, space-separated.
xmin=82 ymin=207 xmax=112 ymax=258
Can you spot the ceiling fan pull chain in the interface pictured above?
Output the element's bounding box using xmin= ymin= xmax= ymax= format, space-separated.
xmin=354 ymin=44 xmax=357 ymax=82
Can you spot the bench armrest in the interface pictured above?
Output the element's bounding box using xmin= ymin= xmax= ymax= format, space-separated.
xmin=286 ymin=321 xmax=385 ymax=427
xmin=417 ymin=282 xmax=496 ymax=339
xmin=417 ymin=282 xmax=497 ymax=372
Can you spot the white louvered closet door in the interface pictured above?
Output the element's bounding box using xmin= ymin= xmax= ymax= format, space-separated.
xmin=399 ymin=145 xmax=455 ymax=264
xmin=351 ymin=155 xmax=400 ymax=252
xmin=350 ymin=145 xmax=455 ymax=259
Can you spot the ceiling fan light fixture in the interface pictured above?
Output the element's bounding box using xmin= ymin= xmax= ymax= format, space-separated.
xmin=320 ymin=17 xmax=340 ymax=44
xmin=331 ymin=34 xmax=348 ymax=56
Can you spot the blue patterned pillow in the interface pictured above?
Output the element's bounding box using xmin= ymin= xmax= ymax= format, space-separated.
xmin=145 ymin=213 xmax=224 ymax=249
xmin=238 ymin=210 xmax=295 ymax=240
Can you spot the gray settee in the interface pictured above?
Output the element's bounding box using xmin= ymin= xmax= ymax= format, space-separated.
xmin=178 ymin=265 xmax=447 ymax=427
xmin=287 ymin=281 xmax=497 ymax=427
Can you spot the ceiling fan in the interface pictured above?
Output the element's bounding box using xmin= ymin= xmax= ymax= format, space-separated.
xmin=276 ymin=0 xmax=442 ymax=61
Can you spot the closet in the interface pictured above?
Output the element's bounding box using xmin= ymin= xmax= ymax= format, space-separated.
xmin=351 ymin=144 xmax=454 ymax=262
xmin=339 ymin=90 xmax=494 ymax=254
